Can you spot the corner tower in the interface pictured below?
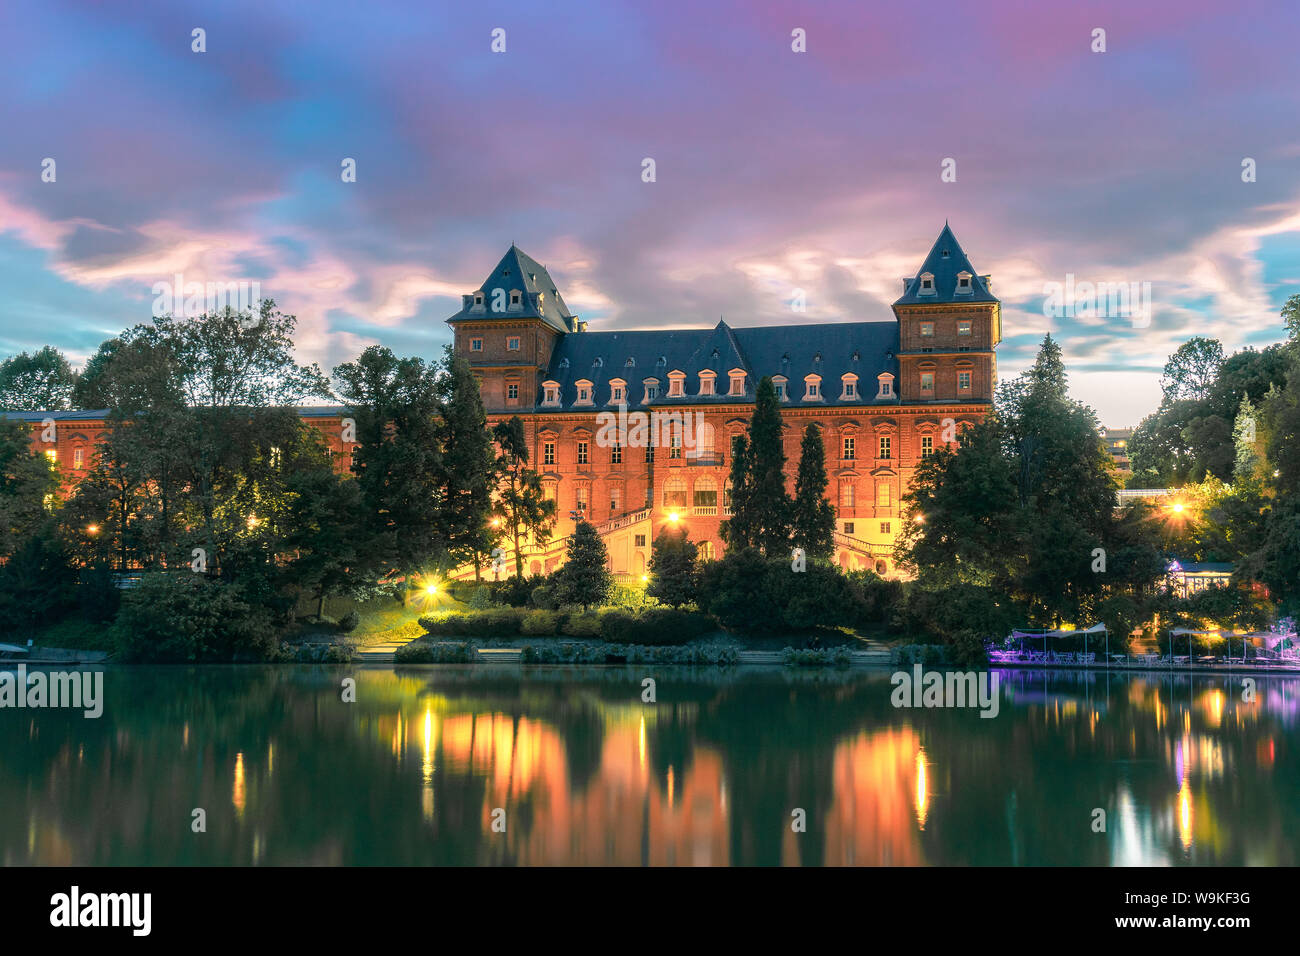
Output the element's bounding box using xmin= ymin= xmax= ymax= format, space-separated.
xmin=446 ymin=244 xmax=579 ymax=412
xmin=891 ymin=224 xmax=1000 ymax=404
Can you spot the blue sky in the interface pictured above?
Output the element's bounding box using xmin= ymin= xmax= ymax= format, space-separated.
xmin=1 ymin=0 xmax=1298 ymax=424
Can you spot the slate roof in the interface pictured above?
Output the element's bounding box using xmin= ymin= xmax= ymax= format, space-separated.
xmin=446 ymin=245 xmax=577 ymax=333
xmin=537 ymin=319 xmax=899 ymax=410
xmin=894 ymin=223 xmax=997 ymax=306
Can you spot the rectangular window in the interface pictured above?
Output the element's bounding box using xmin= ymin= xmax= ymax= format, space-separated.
xmin=775 ymin=381 xmax=787 ymax=401
xmin=844 ymin=381 xmax=857 ymax=400
xmin=668 ymin=377 xmax=684 ymax=397
xmin=576 ymin=485 xmax=589 ymax=511
xmin=877 ymin=482 xmax=892 ymax=507
xmin=958 ymin=320 xmax=972 ymax=336
xmin=507 ymin=336 xmax=521 ymax=351
xmin=920 ymin=322 xmax=934 ymax=337
xmin=507 ymin=383 xmax=519 ymax=400
xmin=611 ymin=385 xmax=625 ymax=403
xmin=840 ymin=482 xmax=855 ymax=508
xmin=543 ymin=441 xmax=555 ymax=466
xmin=645 ymin=383 xmax=659 ymax=401
xmin=958 ymin=371 xmax=972 ymax=390
xmin=610 ymin=486 xmax=622 ymax=511
xmin=470 ymin=338 xmax=483 ymax=351
xmin=880 ymin=521 xmax=891 ymax=535
xmin=611 ymin=442 xmax=622 ymax=464
xmin=842 ymin=436 xmax=855 ymax=461
xmin=879 ymin=436 xmax=891 ymax=460
xmin=73 ymin=448 xmax=84 ymax=469
xmin=921 ymin=436 xmax=934 ymax=457
xmin=634 ymin=534 xmax=647 ymax=548
xmin=921 ymin=372 xmax=935 ymax=392
xmin=669 ymin=429 xmax=682 ymax=459
xmin=844 ymin=522 xmax=855 ymax=536
xmin=645 ymin=445 xmax=654 ymax=463
xmin=699 ymin=376 xmax=714 ymax=395
xmin=729 ymin=375 xmax=745 ymax=396
xmin=577 ymin=441 xmax=589 ymax=465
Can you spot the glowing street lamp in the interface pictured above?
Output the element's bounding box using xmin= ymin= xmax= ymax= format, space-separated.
xmin=668 ymin=511 xmax=680 ymax=523
xmin=86 ymin=524 xmax=99 ymax=535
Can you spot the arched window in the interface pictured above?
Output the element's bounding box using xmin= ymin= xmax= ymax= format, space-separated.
xmin=692 ymin=421 xmax=715 ymax=458
xmin=663 ymin=476 xmax=688 ymax=510
xmin=698 ymin=540 xmax=715 ymax=561
xmin=693 ymin=476 xmax=718 ymax=515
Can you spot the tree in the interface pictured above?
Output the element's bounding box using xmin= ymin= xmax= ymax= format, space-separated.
xmin=647 ymin=526 xmax=700 ymax=607
xmin=553 ymin=520 xmax=612 ymax=610
xmin=726 ymin=376 xmax=792 ymax=557
xmin=334 ymin=346 xmax=445 ymax=603
xmin=437 ymin=352 xmax=498 ymax=579
xmin=0 ymin=416 xmax=57 ymax=560
xmin=1160 ymin=336 xmax=1224 ymax=404
xmin=281 ymin=462 xmax=363 ymax=620
xmin=491 ymin=416 xmax=556 ymax=578
xmin=791 ymin=424 xmax=836 ymax=561
xmin=1233 ymin=396 xmax=1262 ymax=483
xmin=72 ymin=335 xmax=184 ymax=412
xmin=0 ymin=347 xmax=76 ymax=410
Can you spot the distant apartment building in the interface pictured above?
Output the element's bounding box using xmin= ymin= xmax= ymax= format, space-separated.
xmin=1103 ymin=427 xmax=1132 ymax=476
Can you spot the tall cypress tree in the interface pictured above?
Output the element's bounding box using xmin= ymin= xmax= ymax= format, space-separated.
xmin=437 ymin=351 xmax=499 ymax=579
xmin=792 ymin=423 xmax=836 ymax=561
xmin=554 ymin=520 xmax=612 ymax=610
xmin=721 ymin=433 xmax=752 ymax=550
xmin=746 ymin=376 xmax=793 ymax=556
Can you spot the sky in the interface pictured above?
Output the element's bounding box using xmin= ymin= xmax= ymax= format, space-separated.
xmin=1 ymin=0 xmax=1298 ymax=426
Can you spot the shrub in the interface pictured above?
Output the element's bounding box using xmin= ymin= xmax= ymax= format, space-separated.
xmin=562 ymin=611 xmax=604 ymax=638
xmin=288 ymin=642 xmax=356 ymax=663
xmin=468 ymin=585 xmax=493 ymax=610
xmin=520 ymin=609 xmax=563 ymax=637
xmin=111 ymin=572 xmax=280 ymax=662
xmin=531 ymin=584 xmax=557 ymax=610
xmin=395 ymin=641 xmax=473 ymax=664
xmin=781 ymin=646 xmax=852 ymax=667
xmin=337 ymin=610 xmax=361 ymax=633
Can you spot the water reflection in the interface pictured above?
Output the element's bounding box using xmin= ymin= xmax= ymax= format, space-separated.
xmin=1 ymin=666 xmax=1296 ymax=865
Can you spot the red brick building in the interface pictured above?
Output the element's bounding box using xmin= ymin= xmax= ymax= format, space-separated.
xmin=9 ymin=224 xmax=1000 ymax=580
xmin=449 ymin=224 xmax=1000 ymax=578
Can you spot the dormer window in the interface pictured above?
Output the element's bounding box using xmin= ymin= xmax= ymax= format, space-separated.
xmin=840 ymin=373 xmax=859 ymax=402
xmin=876 ymin=373 xmax=895 ymax=399
xmin=698 ymin=370 xmax=716 ymax=396
xmin=473 ymin=293 xmax=484 ymax=307
xmin=956 ymin=272 xmax=972 ymax=293
xmin=728 ymin=369 xmax=746 ymax=396
xmin=642 ymin=378 xmax=660 ymax=403
xmin=803 ymin=374 xmax=822 ymax=401
xmin=509 ymin=290 xmax=522 ymax=308
xmin=574 ymin=379 xmax=594 ymax=405
xmin=772 ymin=375 xmax=789 ymax=401
xmin=667 ymin=371 xmax=686 ymax=397
xmin=542 ymin=382 xmax=561 ymax=406
xmin=919 ymin=273 xmax=935 ymax=294
xmin=609 ymin=379 xmax=627 ymax=404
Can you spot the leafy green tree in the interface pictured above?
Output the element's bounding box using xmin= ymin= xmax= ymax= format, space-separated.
xmin=1161 ymin=336 xmax=1224 ymax=404
xmin=0 ymin=347 xmax=76 ymax=410
xmin=0 ymin=521 xmax=75 ymax=632
xmin=72 ymin=335 xmax=184 ymax=412
xmin=1233 ymin=396 xmax=1261 ymax=482
xmin=281 ymin=461 xmax=363 ymax=620
xmin=647 ymin=525 xmax=700 ymax=607
xmin=334 ymin=346 xmax=445 ymax=603
xmin=491 ymin=416 xmax=556 ymax=578
xmin=0 ymin=416 xmax=57 ymax=560
xmin=553 ymin=520 xmax=612 ymax=610
xmin=720 ymin=432 xmax=753 ymax=550
xmin=110 ymin=572 xmax=279 ymax=662
xmin=791 ymin=423 xmax=836 ymax=561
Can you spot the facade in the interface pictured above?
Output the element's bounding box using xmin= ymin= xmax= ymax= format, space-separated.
xmin=450 ymin=224 xmax=1000 ymax=578
xmin=1102 ymin=427 xmax=1133 ymax=476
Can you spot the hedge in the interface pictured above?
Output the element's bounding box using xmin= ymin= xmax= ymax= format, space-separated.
xmin=395 ymin=641 xmax=474 ymax=664
xmin=419 ymin=606 xmax=717 ymax=645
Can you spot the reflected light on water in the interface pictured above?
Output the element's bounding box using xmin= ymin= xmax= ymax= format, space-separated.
xmin=233 ymin=752 xmax=246 ymax=819
xmin=1178 ymin=780 xmax=1193 ymax=851
xmin=915 ymin=749 xmax=929 ymax=831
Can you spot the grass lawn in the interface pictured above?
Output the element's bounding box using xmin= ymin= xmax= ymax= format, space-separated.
xmin=289 ymin=592 xmax=470 ymax=646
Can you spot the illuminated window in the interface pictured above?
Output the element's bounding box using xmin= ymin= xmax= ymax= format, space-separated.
xmin=840 ymin=481 xmax=855 ymax=507
xmin=693 ymin=476 xmax=718 ymax=515
xmin=879 ymin=436 xmax=891 ymax=460
xmin=543 ymin=441 xmax=556 ymax=466
xmin=842 ymin=436 xmax=855 ymax=461
xmin=921 ymin=436 xmax=934 ymax=457
xmin=876 ymin=482 xmax=892 ymax=507
xmin=73 ymin=447 xmax=84 ymax=469
xmin=663 ymin=476 xmax=688 ymax=509
xmin=920 ymin=322 xmax=934 ymax=337
xmin=611 ymin=440 xmax=622 ymax=464
xmin=958 ymin=320 xmax=972 ymax=336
